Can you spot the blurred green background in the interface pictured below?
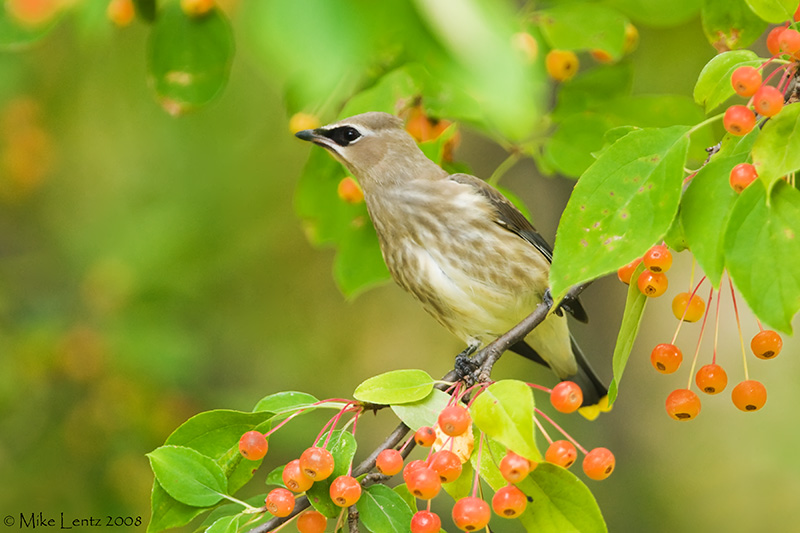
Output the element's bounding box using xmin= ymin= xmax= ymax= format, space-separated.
xmin=1 ymin=1 xmax=799 ymax=532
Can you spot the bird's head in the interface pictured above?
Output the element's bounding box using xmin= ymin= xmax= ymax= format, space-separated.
xmin=295 ymin=112 xmax=442 ymax=188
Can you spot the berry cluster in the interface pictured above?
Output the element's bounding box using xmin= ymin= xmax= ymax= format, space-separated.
xmin=618 ymin=251 xmax=783 ymax=420
xmin=235 ymin=379 xmax=614 ymax=531
xmin=618 ymin=243 xmax=673 ymax=298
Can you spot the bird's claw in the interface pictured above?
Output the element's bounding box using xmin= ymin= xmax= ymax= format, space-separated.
xmin=543 ymin=288 xmax=564 ymax=317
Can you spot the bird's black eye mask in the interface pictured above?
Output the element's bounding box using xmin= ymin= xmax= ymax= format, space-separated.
xmin=319 ymin=126 xmax=362 ymax=147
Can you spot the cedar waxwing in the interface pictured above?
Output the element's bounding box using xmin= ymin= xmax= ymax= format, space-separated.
xmin=296 ymin=112 xmax=608 ymax=409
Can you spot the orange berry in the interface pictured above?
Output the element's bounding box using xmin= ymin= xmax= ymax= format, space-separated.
xmin=643 ymin=244 xmax=672 ymax=273
xmin=695 ymin=363 xmax=728 ymax=395
xmin=767 ymin=24 xmax=789 ymax=56
xmin=750 ymin=330 xmax=782 ymax=359
xmin=753 ymin=85 xmax=783 ymax=117
xmin=582 ymin=447 xmax=615 ymax=481
xmin=297 ymin=510 xmax=327 ymax=533
xmin=499 ymin=450 xmax=533 ymax=484
xmin=545 ymin=440 xmax=577 ymax=468
xmin=651 ymin=343 xmax=682 ymax=374
xmin=617 ymin=257 xmax=642 ymax=284
xmin=545 ymin=49 xmax=579 ymax=82
xmin=623 ymin=23 xmax=639 ymax=54
xmin=491 ymin=485 xmax=528 ymax=518
xmin=437 ymin=405 xmax=471 ymax=437
xmin=778 ymin=28 xmax=800 ymax=55
xmin=337 ymin=177 xmax=364 ymax=204
xmin=299 ymin=446 xmax=335 ymax=481
xmin=730 ymin=66 xmax=762 ymax=97
xmin=550 ymin=381 xmax=583 ymax=413
xmin=330 ymin=475 xmax=362 ymax=507
xmin=512 ymin=32 xmax=538 ymax=63
xmin=6 ymin=0 xmax=60 ymax=27
xmin=414 ymin=426 xmax=436 ymax=447
xmin=180 ymin=0 xmax=215 ymax=17
xmin=429 ymin=450 xmax=463 ymax=483
xmin=731 ymin=380 xmax=767 ymax=412
xmin=637 ymin=269 xmax=668 ymax=297
xmin=723 ymin=105 xmax=756 ymax=136
xmin=375 ymin=448 xmax=404 ymax=476
xmin=282 ymin=459 xmax=313 ymax=492
xmin=671 ymin=292 xmax=706 ymax=322
xmin=590 ymin=49 xmax=614 ymax=63
xmin=265 ymin=488 xmax=295 ymax=517
xmin=665 ymin=389 xmax=701 ymax=420
xmin=729 ymin=162 xmax=758 ymax=193
xmin=238 ymin=430 xmax=268 ymax=460
xmin=452 ymin=496 xmax=491 ymax=531
xmin=107 ymin=0 xmax=135 ymax=27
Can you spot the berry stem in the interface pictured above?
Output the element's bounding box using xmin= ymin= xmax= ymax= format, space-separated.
xmin=686 ymin=287 xmax=714 ymax=391
xmin=728 ymin=276 xmax=750 ymax=381
xmin=534 ymin=408 xmax=588 ymax=455
xmin=686 ymin=113 xmax=723 ymax=136
xmin=532 ymin=414 xmax=552 ymax=444
xmin=526 ymin=382 xmax=552 ymax=394
xmin=712 ymin=281 xmax=722 ymax=365
xmin=471 ymin=433 xmax=485 ymax=498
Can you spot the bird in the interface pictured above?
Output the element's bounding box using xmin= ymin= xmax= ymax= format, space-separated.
xmin=295 ymin=111 xmax=608 ymax=411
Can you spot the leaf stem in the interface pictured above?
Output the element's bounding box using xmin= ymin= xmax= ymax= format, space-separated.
xmin=487 ymin=152 xmax=521 ymax=187
xmin=686 ymin=113 xmax=723 ymax=137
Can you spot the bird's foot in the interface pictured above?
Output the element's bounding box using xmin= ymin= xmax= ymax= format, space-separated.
xmin=543 ymin=288 xmax=564 ymax=317
xmin=454 ymin=345 xmax=479 ymax=385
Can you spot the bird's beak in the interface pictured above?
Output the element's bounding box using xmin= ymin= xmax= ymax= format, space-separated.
xmin=295 ymin=128 xmax=339 ymax=154
xmin=294 ymin=129 xmax=318 ymax=142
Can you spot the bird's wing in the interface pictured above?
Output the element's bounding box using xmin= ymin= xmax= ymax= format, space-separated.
xmin=448 ymin=173 xmax=589 ymax=323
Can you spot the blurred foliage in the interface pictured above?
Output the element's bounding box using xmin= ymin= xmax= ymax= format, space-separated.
xmin=1 ymin=0 xmax=799 ymax=532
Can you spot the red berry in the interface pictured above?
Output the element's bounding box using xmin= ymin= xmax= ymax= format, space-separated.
xmin=695 ymin=364 xmax=728 ymax=395
xmin=330 ymin=475 xmax=362 ymax=507
xmin=265 ymin=488 xmax=295 ymax=517
xmin=637 ymin=269 xmax=668 ymax=297
xmin=337 ymin=176 xmax=364 ymax=204
xmin=545 ymin=49 xmax=579 ymax=81
xmin=499 ymin=450 xmax=532 ymax=483
xmin=751 ymin=330 xmax=783 ymax=359
xmin=650 ymin=343 xmax=683 ymax=374
xmin=429 ymin=450 xmax=463 ymax=483
xmin=545 ymin=440 xmax=577 ymax=468
xmin=590 ymin=49 xmax=614 ymax=63
xmin=730 ymin=66 xmax=762 ymax=97
xmin=414 ymin=426 xmax=436 ymax=447
xmin=665 ymin=388 xmax=701 ymax=420
xmin=405 ymin=467 xmax=442 ymax=500
xmin=491 ymin=485 xmax=528 ymax=518
xmin=732 ymin=380 xmax=767 ymax=412
xmin=375 ymin=449 xmax=404 ymax=476
xmin=753 ymin=85 xmax=783 ymax=117
xmin=107 ymin=0 xmax=135 ymax=27
xmin=402 ymin=459 xmax=426 ymax=484
xmin=723 ymin=105 xmax=756 ymax=136
xmin=729 ymin=163 xmax=758 ymax=193
xmin=582 ymin=447 xmax=615 ymax=481
xmin=795 ymin=4 xmax=800 ymax=22
xmin=671 ymin=292 xmax=706 ymax=322
xmin=778 ymin=28 xmax=800 ymax=54
xmin=643 ymin=244 xmax=672 ymax=273
xmin=617 ymin=257 xmax=642 ymax=284
xmin=282 ymin=459 xmax=313 ymax=492
xmin=550 ymin=381 xmax=583 ymax=413
xmin=767 ymin=24 xmax=789 ymax=55
xmin=299 ymin=446 xmax=335 ymax=481
xmin=438 ymin=405 xmax=471 ymax=436
xmin=452 ymin=496 xmax=491 ymax=531
xmin=410 ymin=510 xmax=442 ymax=533
xmin=238 ymin=430 xmax=268 ymax=461
xmin=297 ymin=510 xmax=326 ymax=533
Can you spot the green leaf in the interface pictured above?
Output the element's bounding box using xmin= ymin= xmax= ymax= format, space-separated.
xmin=353 ymin=369 xmax=435 ymax=405
xmin=205 ymin=514 xmax=241 ymax=533
xmin=693 ymin=50 xmax=760 ymax=112
xmin=469 ymin=380 xmax=539 ymax=462
xmin=147 ymin=481 xmax=209 ymax=533
xmin=391 ymin=388 xmax=451 ymax=431
xmin=147 ymin=446 xmax=227 ymax=507
xmin=538 ymin=3 xmax=629 ymax=57
xmin=725 ymin=180 xmax=800 ymax=333
xmin=442 ymin=459 xmax=474 ymax=501
xmin=517 ymin=463 xmax=607 ymax=533
xmin=356 ymin=484 xmax=414 ymax=533
xmin=607 ymin=264 xmax=648 ymax=406
xmin=334 ymin=215 xmax=392 ymax=297
xmin=606 ymin=0 xmax=700 ymax=27
xmin=701 ymin=0 xmax=768 ymax=50
xmin=743 ymin=0 xmax=797 ymax=22
xmin=473 ymin=435 xmax=509 ymax=490
xmin=544 ymin=113 xmax=616 ymax=178
xmin=264 ymin=464 xmax=285 ymax=488
xmin=682 ymin=152 xmax=748 ymax=287
xmin=147 ymin=1 xmax=234 ymax=114
xmin=305 ymin=430 xmax=358 ymax=518
xmin=751 ymin=103 xmax=800 ymax=190
xmin=253 ymin=391 xmax=319 ymax=415
xmin=0 ymin=5 xmax=62 ymax=49
xmin=550 ymin=126 xmax=691 ymax=300
xmin=553 ymin=62 xmax=634 ymax=119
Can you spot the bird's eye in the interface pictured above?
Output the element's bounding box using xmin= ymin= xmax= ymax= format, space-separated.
xmin=324 ymin=126 xmax=362 ymax=146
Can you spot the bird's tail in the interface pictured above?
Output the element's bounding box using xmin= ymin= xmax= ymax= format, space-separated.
xmin=566 ymin=336 xmax=611 ymax=420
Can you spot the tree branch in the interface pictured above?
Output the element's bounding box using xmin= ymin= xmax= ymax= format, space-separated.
xmin=249 ymin=281 xmax=591 ymax=532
